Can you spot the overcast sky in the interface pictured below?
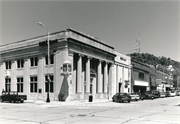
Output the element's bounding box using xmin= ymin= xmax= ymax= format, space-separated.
xmin=0 ymin=0 xmax=179 ymax=62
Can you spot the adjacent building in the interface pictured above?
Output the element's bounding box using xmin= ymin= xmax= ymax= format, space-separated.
xmin=131 ymin=59 xmax=150 ymax=93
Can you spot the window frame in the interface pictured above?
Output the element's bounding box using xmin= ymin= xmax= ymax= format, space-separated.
xmin=45 ymin=74 xmax=54 ymax=93
xmin=17 ymin=59 xmax=24 ymax=68
xmin=45 ymin=54 xmax=54 ymax=65
xmin=5 ymin=61 xmax=11 ymax=69
xmin=30 ymin=76 xmax=38 ymax=93
xmin=5 ymin=77 xmax=11 ymax=92
xmin=30 ymin=57 xmax=38 ymax=67
xmin=17 ymin=77 xmax=23 ymax=93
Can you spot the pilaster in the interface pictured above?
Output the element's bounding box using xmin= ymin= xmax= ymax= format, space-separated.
xmin=0 ymin=62 xmax=5 ymax=91
xmin=11 ymin=60 xmax=16 ymax=91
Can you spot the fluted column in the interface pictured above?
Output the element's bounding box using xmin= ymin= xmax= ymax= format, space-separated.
xmin=104 ymin=62 xmax=108 ymax=93
xmin=98 ymin=60 xmax=102 ymax=93
xmin=77 ymin=54 xmax=82 ymax=93
xmin=86 ymin=57 xmax=90 ymax=93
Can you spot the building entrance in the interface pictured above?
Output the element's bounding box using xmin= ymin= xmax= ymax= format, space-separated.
xmin=133 ymin=86 xmax=146 ymax=93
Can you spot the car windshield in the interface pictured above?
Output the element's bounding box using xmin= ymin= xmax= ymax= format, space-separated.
xmin=120 ymin=93 xmax=126 ymax=96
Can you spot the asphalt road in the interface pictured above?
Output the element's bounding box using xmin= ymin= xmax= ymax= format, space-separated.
xmin=0 ymin=96 xmax=180 ymax=124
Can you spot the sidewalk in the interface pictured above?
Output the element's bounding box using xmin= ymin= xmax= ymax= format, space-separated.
xmin=25 ymin=99 xmax=111 ymax=107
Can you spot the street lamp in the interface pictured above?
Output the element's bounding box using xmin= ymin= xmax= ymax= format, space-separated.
xmin=38 ymin=22 xmax=50 ymax=103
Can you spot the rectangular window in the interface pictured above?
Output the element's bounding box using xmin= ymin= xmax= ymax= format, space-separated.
xmin=17 ymin=59 xmax=24 ymax=68
xmin=139 ymin=72 xmax=144 ymax=80
xmin=5 ymin=61 xmax=11 ymax=69
xmin=5 ymin=78 xmax=11 ymax=92
xmin=17 ymin=77 xmax=23 ymax=92
xmin=30 ymin=76 xmax=38 ymax=93
xmin=45 ymin=54 xmax=54 ymax=65
xmin=30 ymin=57 xmax=38 ymax=67
xmin=45 ymin=75 xmax=54 ymax=92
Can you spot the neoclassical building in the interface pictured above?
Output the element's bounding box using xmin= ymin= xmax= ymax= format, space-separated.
xmin=0 ymin=28 xmax=131 ymax=102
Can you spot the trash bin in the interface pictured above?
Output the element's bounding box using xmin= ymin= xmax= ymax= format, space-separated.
xmin=89 ymin=95 xmax=93 ymax=102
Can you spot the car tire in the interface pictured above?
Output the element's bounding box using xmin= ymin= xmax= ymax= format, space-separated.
xmin=151 ymin=97 xmax=154 ymax=100
xmin=128 ymin=100 xmax=130 ymax=103
xmin=21 ymin=100 xmax=24 ymax=103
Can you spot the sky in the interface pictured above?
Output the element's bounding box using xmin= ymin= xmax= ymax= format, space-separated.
xmin=0 ymin=0 xmax=179 ymax=62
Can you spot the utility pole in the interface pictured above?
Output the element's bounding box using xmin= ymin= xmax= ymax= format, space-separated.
xmin=138 ymin=32 xmax=140 ymax=53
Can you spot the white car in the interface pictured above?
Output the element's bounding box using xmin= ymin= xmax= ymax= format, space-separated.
xmin=169 ymin=91 xmax=176 ymax=97
xmin=129 ymin=93 xmax=140 ymax=101
xmin=159 ymin=92 xmax=166 ymax=98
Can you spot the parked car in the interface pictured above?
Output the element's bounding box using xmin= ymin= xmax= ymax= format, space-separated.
xmin=151 ymin=90 xmax=160 ymax=98
xmin=135 ymin=92 xmax=146 ymax=100
xmin=165 ymin=91 xmax=170 ymax=97
xmin=159 ymin=92 xmax=166 ymax=98
xmin=142 ymin=91 xmax=155 ymax=100
xmin=0 ymin=91 xmax=27 ymax=103
xmin=112 ymin=93 xmax=131 ymax=103
xmin=169 ymin=90 xmax=176 ymax=97
xmin=128 ymin=93 xmax=140 ymax=101
xmin=175 ymin=90 xmax=180 ymax=96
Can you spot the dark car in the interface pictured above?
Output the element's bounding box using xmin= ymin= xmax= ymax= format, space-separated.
xmin=1 ymin=91 xmax=27 ymax=103
xmin=136 ymin=92 xmax=146 ymax=100
xmin=112 ymin=93 xmax=131 ymax=103
xmin=151 ymin=90 xmax=160 ymax=98
xmin=165 ymin=91 xmax=170 ymax=97
xmin=142 ymin=91 xmax=155 ymax=100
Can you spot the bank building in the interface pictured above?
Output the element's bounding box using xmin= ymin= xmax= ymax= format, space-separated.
xmin=0 ymin=28 xmax=131 ymax=102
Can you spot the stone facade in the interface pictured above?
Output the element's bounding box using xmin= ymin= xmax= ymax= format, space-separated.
xmin=0 ymin=28 xmax=131 ymax=102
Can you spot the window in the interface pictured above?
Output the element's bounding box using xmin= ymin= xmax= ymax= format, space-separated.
xmin=30 ymin=76 xmax=37 ymax=93
xmin=5 ymin=61 xmax=11 ymax=69
xmin=139 ymin=72 xmax=144 ymax=80
xmin=30 ymin=57 xmax=38 ymax=67
xmin=17 ymin=77 xmax=23 ymax=92
xmin=45 ymin=75 xmax=54 ymax=92
xmin=5 ymin=78 xmax=11 ymax=92
xmin=45 ymin=54 xmax=54 ymax=65
xmin=17 ymin=59 xmax=24 ymax=68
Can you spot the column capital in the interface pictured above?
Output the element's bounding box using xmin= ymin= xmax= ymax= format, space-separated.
xmin=69 ymin=52 xmax=74 ymax=57
xmin=78 ymin=54 xmax=84 ymax=58
xmin=99 ymin=60 xmax=103 ymax=63
xmin=87 ymin=56 xmax=92 ymax=60
xmin=104 ymin=61 xmax=109 ymax=64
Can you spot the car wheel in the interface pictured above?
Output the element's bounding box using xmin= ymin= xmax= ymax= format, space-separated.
xmin=128 ymin=100 xmax=130 ymax=103
xmin=21 ymin=100 xmax=24 ymax=103
xmin=151 ymin=97 xmax=154 ymax=100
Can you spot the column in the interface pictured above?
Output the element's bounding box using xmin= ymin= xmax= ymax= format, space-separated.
xmin=77 ymin=54 xmax=82 ymax=94
xmin=104 ymin=62 xmax=108 ymax=93
xmin=108 ymin=63 xmax=114 ymax=100
xmin=86 ymin=57 xmax=90 ymax=93
xmin=0 ymin=62 xmax=5 ymax=91
xmin=98 ymin=60 xmax=102 ymax=93
xmin=122 ymin=66 xmax=124 ymax=93
xmin=11 ymin=60 xmax=16 ymax=91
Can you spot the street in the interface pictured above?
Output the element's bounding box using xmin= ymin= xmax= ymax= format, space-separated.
xmin=0 ymin=96 xmax=180 ymax=124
